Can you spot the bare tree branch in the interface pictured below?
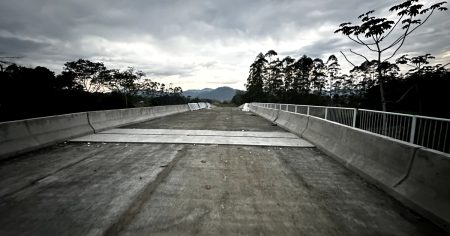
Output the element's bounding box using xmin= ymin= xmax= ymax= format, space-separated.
xmin=356 ymin=35 xmax=378 ymax=46
xmin=380 ymin=15 xmax=404 ymax=41
xmin=350 ymin=49 xmax=370 ymax=62
xmin=340 ymin=51 xmax=356 ymax=67
xmin=383 ymin=9 xmax=436 ymax=60
xmin=356 ymin=35 xmax=378 ymax=52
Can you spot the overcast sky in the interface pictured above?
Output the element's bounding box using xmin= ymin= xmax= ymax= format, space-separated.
xmin=0 ymin=0 xmax=448 ymax=90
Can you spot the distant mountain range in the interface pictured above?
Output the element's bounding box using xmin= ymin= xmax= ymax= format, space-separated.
xmin=183 ymin=86 xmax=237 ymax=102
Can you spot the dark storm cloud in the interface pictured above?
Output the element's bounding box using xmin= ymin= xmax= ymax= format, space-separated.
xmin=0 ymin=36 xmax=49 ymax=55
xmin=0 ymin=0 xmax=448 ymax=89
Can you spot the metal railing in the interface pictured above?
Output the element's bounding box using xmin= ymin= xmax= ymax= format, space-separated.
xmin=252 ymin=102 xmax=450 ymax=154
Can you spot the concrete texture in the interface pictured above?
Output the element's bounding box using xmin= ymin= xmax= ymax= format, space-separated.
xmin=302 ymin=116 xmax=418 ymax=188
xmin=0 ymin=142 xmax=185 ymax=236
xmin=0 ymin=112 xmax=93 ymax=160
xmin=395 ymin=148 xmax=450 ymax=231
xmin=71 ymin=130 xmax=313 ymax=147
xmin=0 ymin=107 xmax=446 ymax=235
xmin=88 ymin=104 xmax=190 ymax=132
xmin=274 ymin=110 xmax=309 ymax=135
xmin=119 ymin=145 xmax=444 ymax=236
xmin=250 ymin=104 xmax=450 ymax=232
xmin=99 ymin=128 xmax=298 ymax=138
xmin=123 ymin=107 xmax=282 ymax=131
xmin=0 ymin=105 xmax=191 ymax=160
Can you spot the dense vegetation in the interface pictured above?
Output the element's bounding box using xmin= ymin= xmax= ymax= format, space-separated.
xmin=232 ymin=50 xmax=449 ymax=118
xmin=233 ymin=0 xmax=449 ymax=118
xmin=0 ymin=59 xmax=189 ymax=122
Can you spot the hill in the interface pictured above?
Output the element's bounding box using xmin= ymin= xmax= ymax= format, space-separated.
xmin=183 ymin=86 xmax=237 ymax=102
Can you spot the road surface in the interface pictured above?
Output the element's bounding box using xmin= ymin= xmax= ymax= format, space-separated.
xmin=0 ymin=107 xmax=446 ymax=235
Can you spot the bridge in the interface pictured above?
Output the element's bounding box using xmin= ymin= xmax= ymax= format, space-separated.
xmin=0 ymin=103 xmax=449 ymax=235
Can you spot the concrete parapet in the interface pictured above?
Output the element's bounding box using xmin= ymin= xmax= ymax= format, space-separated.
xmin=88 ymin=107 xmax=148 ymax=132
xmin=88 ymin=105 xmax=189 ymax=132
xmin=250 ymin=105 xmax=278 ymax=122
xmin=274 ymin=110 xmax=309 ymax=136
xmin=0 ymin=112 xmax=93 ymax=160
xmin=0 ymin=104 xmax=190 ymax=159
xmin=394 ymin=148 xmax=450 ymax=231
xmin=302 ymin=116 xmax=418 ymax=188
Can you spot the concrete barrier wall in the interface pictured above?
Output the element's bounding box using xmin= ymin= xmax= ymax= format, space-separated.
xmin=0 ymin=112 xmax=93 ymax=160
xmin=88 ymin=104 xmax=190 ymax=132
xmin=249 ymin=105 xmax=278 ymax=122
xmin=274 ymin=110 xmax=309 ymax=135
xmin=395 ymin=148 xmax=450 ymax=231
xmin=0 ymin=104 xmax=190 ymax=160
xmin=302 ymin=116 xmax=419 ymax=188
xmin=250 ymin=103 xmax=450 ymax=231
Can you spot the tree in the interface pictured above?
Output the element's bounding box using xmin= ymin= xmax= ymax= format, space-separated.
xmin=351 ymin=60 xmax=378 ymax=92
xmin=335 ymin=0 xmax=447 ymax=111
xmin=394 ymin=54 xmax=443 ymax=113
xmin=56 ymin=71 xmax=83 ymax=91
xmin=281 ymin=56 xmax=296 ymax=94
xmin=0 ymin=55 xmax=23 ymax=72
xmin=293 ymin=55 xmax=313 ymax=94
xmin=326 ymin=55 xmax=341 ymax=97
xmin=63 ymin=59 xmax=110 ymax=93
xmin=246 ymin=53 xmax=267 ymax=102
xmin=263 ymin=50 xmax=278 ymax=96
xmin=107 ymin=67 xmax=145 ymax=107
xmin=310 ymin=58 xmax=327 ymax=94
xmin=267 ymin=58 xmax=284 ymax=100
xmin=231 ymin=90 xmax=246 ymax=105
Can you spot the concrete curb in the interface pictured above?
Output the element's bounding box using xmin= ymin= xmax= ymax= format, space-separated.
xmin=249 ymin=103 xmax=450 ymax=232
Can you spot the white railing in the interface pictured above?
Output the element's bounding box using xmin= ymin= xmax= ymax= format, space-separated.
xmin=252 ymin=102 xmax=450 ymax=154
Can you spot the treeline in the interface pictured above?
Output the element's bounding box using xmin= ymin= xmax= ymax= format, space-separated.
xmin=233 ymin=50 xmax=450 ymax=118
xmin=0 ymin=59 xmax=189 ymax=122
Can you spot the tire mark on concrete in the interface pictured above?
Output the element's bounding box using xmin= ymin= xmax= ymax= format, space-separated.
xmin=104 ymin=145 xmax=188 ymax=236
xmin=0 ymin=146 xmax=107 ymax=199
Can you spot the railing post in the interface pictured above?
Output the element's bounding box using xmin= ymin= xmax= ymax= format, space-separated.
xmin=295 ymin=105 xmax=298 ymax=113
xmin=353 ymin=109 xmax=357 ymax=127
xmin=410 ymin=116 xmax=417 ymax=143
xmin=307 ymin=106 xmax=310 ymax=116
xmin=324 ymin=107 xmax=328 ymax=120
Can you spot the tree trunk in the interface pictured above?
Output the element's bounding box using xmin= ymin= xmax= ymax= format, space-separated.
xmin=379 ymin=77 xmax=387 ymax=111
xmin=377 ymin=52 xmax=387 ymax=112
xmin=415 ymin=83 xmax=422 ymax=114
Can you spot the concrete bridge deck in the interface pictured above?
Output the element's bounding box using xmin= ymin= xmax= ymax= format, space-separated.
xmin=0 ymin=107 xmax=446 ymax=235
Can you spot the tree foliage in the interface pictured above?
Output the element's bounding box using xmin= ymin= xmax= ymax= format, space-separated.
xmin=0 ymin=59 xmax=186 ymax=121
xmin=335 ymin=0 xmax=447 ymax=111
xmin=234 ymin=49 xmax=450 ymax=118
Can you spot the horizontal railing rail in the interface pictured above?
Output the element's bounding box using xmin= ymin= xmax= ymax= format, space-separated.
xmin=251 ymin=102 xmax=450 ymax=154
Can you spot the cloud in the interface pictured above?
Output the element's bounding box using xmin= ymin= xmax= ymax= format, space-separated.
xmin=0 ymin=0 xmax=448 ymax=89
xmin=0 ymin=36 xmax=49 ymax=55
